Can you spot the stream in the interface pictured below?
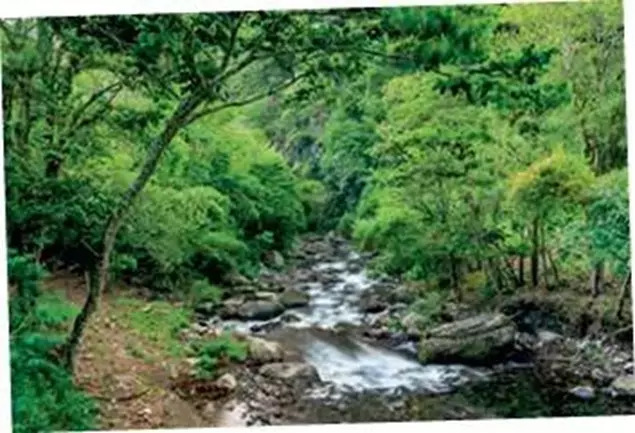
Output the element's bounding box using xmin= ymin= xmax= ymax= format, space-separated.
xmin=216 ymin=237 xmax=491 ymax=421
xmin=208 ymin=235 xmax=634 ymax=425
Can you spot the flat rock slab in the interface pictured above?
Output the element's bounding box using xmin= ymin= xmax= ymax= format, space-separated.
xmin=418 ymin=313 xmax=516 ymax=365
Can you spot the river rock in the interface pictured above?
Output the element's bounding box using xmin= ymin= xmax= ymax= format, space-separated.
xmin=280 ymin=312 xmax=302 ymax=323
xmin=537 ymin=329 xmax=563 ymax=346
xmin=247 ymin=337 xmax=285 ymax=364
xmin=280 ymin=289 xmax=310 ymax=308
xmin=368 ymin=310 xmax=390 ymax=329
xmin=224 ymin=271 xmax=252 ymax=287
xmin=219 ymin=296 xmax=245 ymax=319
xmin=609 ymin=375 xmax=635 ymax=398
xmin=569 ymin=385 xmax=595 ymax=400
xmin=418 ymin=313 xmax=516 ymax=365
xmin=238 ymin=300 xmax=284 ymax=321
xmin=401 ymin=312 xmax=422 ymax=338
xmin=250 ymin=320 xmax=282 ymax=334
xmin=215 ymin=373 xmax=238 ymax=393
xmin=387 ymin=285 xmax=416 ymax=304
xmin=361 ymin=295 xmax=388 ymax=314
xmin=202 ymin=401 xmax=217 ymax=419
xmin=254 ymin=291 xmax=280 ymax=303
xmin=194 ymin=302 xmax=217 ymax=316
xmin=347 ymin=262 xmax=363 ymax=273
xmin=259 ymin=362 xmax=320 ymax=384
xmin=264 ymin=251 xmax=285 ymax=269
xmin=234 ymin=285 xmax=258 ymax=295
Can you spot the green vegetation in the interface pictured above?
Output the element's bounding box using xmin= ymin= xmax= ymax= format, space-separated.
xmin=8 ymin=254 xmax=97 ymax=433
xmin=191 ymin=333 xmax=248 ymax=379
xmin=112 ymin=298 xmax=191 ymax=358
xmin=2 ymin=1 xmax=629 ymax=430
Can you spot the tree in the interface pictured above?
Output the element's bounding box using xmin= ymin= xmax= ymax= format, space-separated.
xmin=61 ymin=7 xmax=497 ymax=369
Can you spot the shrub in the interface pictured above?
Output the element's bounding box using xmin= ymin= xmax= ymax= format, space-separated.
xmin=192 ymin=333 xmax=248 ymax=379
xmin=189 ymin=280 xmax=223 ymax=307
xmin=11 ymin=334 xmax=97 ymax=433
xmin=407 ymin=290 xmax=447 ymax=329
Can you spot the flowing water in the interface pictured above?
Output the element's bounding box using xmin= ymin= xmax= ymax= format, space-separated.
xmin=222 ymin=246 xmax=489 ymax=397
xmin=212 ymin=238 xmax=635 ymax=425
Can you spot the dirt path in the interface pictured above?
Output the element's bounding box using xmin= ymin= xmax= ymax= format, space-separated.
xmin=45 ymin=273 xmax=208 ymax=430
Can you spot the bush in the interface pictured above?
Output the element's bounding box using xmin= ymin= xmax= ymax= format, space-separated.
xmin=11 ymin=334 xmax=97 ymax=433
xmin=8 ymin=253 xmax=97 ymax=433
xmin=407 ymin=290 xmax=447 ymax=329
xmin=189 ymin=280 xmax=223 ymax=307
xmin=192 ymin=333 xmax=248 ymax=379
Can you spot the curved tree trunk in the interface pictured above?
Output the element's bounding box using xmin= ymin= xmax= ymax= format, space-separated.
xmin=63 ymin=93 xmax=204 ymax=370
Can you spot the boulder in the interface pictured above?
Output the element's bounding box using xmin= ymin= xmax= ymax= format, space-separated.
xmin=218 ymin=296 xmax=245 ymax=319
xmin=279 ymin=289 xmax=310 ymax=308
xmin=258 ymin=362 xmax=320 ymax=384
xmin=238 ymin=300 xmax=284 ymax=321
xmin=610 ymin=375 xmax=635 ymax=398
xmin=247 ymin=337 xmax=285 ymax=364
xmin=418 ymin=313 xmax=516 ymax=365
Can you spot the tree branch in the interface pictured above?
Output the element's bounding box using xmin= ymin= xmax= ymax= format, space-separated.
xmin=185 ymin=72 xmax=306 ymax=126
xmin=66 ymin=81 xmax=123 ymax=132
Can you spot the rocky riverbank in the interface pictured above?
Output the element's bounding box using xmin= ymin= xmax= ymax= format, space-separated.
xmin=175 ymin=234 xmax=635 ymax=425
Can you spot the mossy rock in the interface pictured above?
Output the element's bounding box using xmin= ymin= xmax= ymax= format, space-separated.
xmin=418 ymin=314 xmax=516 ymax=365
xmin=280 ymin=289 xmax=310 ymax=308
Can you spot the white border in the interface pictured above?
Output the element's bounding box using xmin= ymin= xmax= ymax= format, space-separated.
xmin=0 ymin=1 xmax=633 ymax=433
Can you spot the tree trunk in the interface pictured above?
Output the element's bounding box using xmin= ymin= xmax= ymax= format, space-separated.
xmin=539 ymin=223 xmax=550 ymax=288
xmin=63 ymin=269 xmax=98 ymax=370
xmin=616 ymin=270 xmax=631 ymax=320
xmin=63 ymin=93 xmax=204 ymax=371
xmin=518 ymin=255 xmax=525 ymax=287
xmin=531 ymin=217 xmax=539 ymax=288
xmin=450 ymin=256 xmax=461 ymax=302
xmin=590 ymin=262 xmax=604 ymax=297
xmin=547 ymin=250 xmax=560 ymax=285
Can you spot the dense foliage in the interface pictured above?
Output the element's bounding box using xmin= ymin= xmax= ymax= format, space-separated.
xmin=8 ymin=254 xmax=97 ymax=433
xmin=2 ymin=1 xmax=629 ymax=431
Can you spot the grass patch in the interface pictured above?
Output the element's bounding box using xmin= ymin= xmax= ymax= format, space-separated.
xmin=36 ymin=292 xmax=80 ymax=333
xmin=113 ymin=297 xmax=191 ymax=358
